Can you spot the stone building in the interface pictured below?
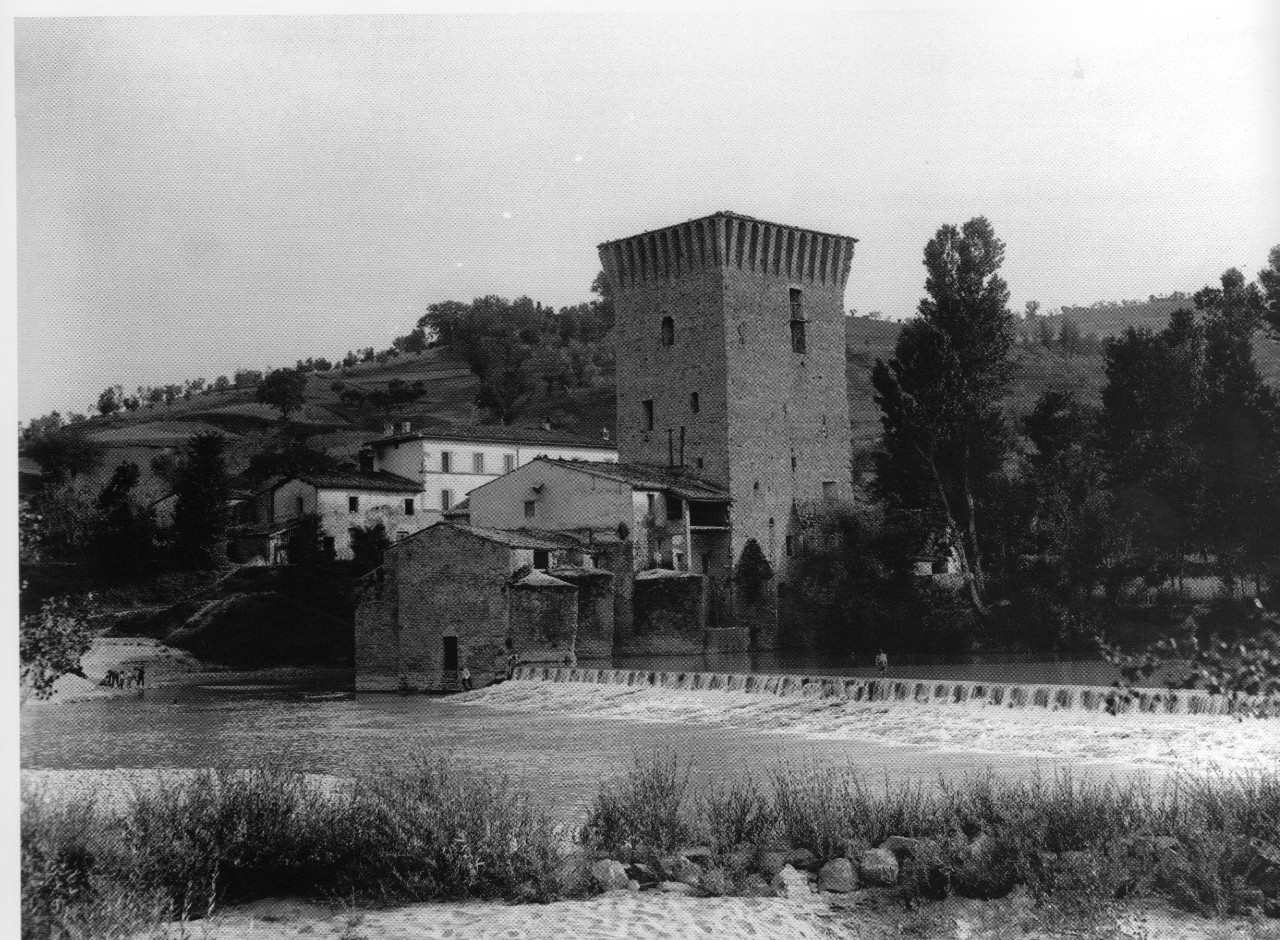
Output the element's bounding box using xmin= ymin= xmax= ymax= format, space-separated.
xmin=355 ymin=521 xmax=610 ymax=692
xmin=598 ymin=211 xmax=858 ymax=643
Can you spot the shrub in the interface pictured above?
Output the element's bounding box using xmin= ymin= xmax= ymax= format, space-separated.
xmin=580 ymin=754 xmax=696 ymax=858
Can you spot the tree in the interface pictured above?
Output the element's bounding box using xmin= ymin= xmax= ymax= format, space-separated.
xmin=172 ymin=432 xmax=231 ymax=568
xmin=24 ymin=431 xmax=106 ymax=485
xmin=97 ymin=385 xmax=123 ymax=416
xmin=256 ymin=368 xmax=309 ymax=422
xmin=1057 ymin=319 xmax=1082 ymax=356
xmin=1035 ymin=317 xmax=1055 ymax=348
xmin=350 ymin=521 xmax=391 ymax=574
xmin=871 ymin=217 xmax=1016 ymax=616
xmin=475 ymin=339 xmax=534 ymax=424
xmin=234 ymin=369 xmax=263 ymax=388
xmin=244 ymin=440 xmax=341 ymax=484
xmin=20 ymin=593 xmax=94 ymax=704
xmin=213 ymin=375 xmax=231 ymax=392
xmin=92 ymin=462 xmax=154 ymax=575
xmin=287 ymin=512 xmax=327 ymax=566
xmin=1024 ymin=300 xmax=1040 ymax=319
xmin=1258 ymin=244 xmax=1280 ymax=338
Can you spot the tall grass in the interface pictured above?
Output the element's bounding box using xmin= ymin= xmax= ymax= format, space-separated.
xmin=22 ymin=758 xmax=577 ymax=940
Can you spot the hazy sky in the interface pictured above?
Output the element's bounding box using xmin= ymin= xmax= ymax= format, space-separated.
xmin=15 ymin=7 xmax=1280 ymax=421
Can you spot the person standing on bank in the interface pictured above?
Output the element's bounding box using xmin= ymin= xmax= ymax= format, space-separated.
xmin=875 ymin=649 xmax=888 ymax=678
xmin=460 ymin=666 xmax=473 ymax=691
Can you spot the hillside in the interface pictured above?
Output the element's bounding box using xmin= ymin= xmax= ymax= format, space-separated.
xmin=27 ymin=309 xmax=1280 ymax=494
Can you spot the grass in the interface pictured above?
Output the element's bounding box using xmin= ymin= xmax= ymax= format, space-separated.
xmin=22 ymin=756 xmax=1280 ymax=938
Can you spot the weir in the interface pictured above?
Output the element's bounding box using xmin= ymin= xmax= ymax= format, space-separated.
xmin=508 ymin=665 xmax=1277 ymax=716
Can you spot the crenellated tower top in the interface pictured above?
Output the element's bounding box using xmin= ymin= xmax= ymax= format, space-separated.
xmin=598 ymin=211 xmax=858 ymax=294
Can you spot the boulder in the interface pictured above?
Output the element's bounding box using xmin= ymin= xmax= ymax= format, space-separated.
xmin=881 ymin=835 xmax=939 ymax=860
xmin=757 ymin=850 xmax=788 ymax=879
xmin=858 ymin=848 xmax=899 ymax=887
xmin=658 ymin=854 xmax=703 ymax=887
xmin=658 ymin=881 xmax=699 ymax=896
xmin=770 ymin=864 xmax=813 ymax=898
xmin=627 ymin=879 xmax=641 ymax=892
xmin=817 ymin=857 xmax=857 ymax=893
xmin=783 ymin=847 xmax=820 ymax=871
xmin=699 ymin=868 xmax=730 ymax=896
xmin=589 ymin=859 xmax=629 ymax=891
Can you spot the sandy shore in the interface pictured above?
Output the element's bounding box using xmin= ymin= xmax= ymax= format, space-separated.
xmin=142 ymin=892 xmax=1273 ymax=940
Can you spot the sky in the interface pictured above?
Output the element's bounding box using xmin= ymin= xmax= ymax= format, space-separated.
xmin=14 ymin=5 xmax=1280 ymax=422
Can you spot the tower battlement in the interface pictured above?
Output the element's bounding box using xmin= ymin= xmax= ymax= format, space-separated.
xmin=598 ymin=211 xmax=857 ymax=294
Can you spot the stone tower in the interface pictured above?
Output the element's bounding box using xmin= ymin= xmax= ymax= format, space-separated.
xmin=599 ymin=211 xmax=857 ymax=645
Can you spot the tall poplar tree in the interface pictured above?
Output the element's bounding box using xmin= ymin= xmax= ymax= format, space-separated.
xmin=871 ymin=217 xmax=1016 ymax=616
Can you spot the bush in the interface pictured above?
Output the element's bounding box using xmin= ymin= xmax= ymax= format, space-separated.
xmin=580 ymin=754 xmax=697 ymax=858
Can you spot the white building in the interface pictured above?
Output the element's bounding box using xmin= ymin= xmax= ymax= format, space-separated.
xmin=364 ymin=423 xmax=618 ymax=522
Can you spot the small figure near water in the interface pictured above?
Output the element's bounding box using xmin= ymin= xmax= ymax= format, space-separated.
xmin=460 ymin=666 xmax=473 ymax=691
xmin=875 ymin=649 xmax=888 ymax=679
xmin=505 ymin=653 xmax=518 ymax=681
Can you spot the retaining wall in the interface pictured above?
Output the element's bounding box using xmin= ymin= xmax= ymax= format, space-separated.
xmin=509 ymin=665 xmax=1277 ymax=716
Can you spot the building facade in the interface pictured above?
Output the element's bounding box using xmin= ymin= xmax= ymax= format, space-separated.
xmin=598 ymin=211 xmax=858 ymax=640
xmin=364 ymin=424 xmax=618 ymax=521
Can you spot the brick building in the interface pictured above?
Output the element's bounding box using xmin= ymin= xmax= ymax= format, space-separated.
xmin=598 ymin=211 xmax=857 ymax=643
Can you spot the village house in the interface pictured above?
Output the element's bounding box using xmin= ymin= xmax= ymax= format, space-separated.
xmin=355 ymin=521 xmax=612 ymax=692
xmin=362 ymin=421 xmax=618 ymax=520
xmin=235 ymin=469 xmax=424 ymax=563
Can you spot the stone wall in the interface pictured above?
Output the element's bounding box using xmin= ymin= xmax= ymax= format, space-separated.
xmin=509 ymin=570 xmax=578 ymax=665
xmin=624 ymin=569 xmax=707 ymax=655
xmin=549 ymin=566 xmax=615 ymax=659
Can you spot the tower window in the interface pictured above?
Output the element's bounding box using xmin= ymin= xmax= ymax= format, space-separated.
xmin=660 ymin=316 xmax=674 ymax=346
xmin=790 ymin=320 xmax=807 ymax=354
xmin=642 ymin=399 xmax=654 ymax=431
xmin=791 ymin=455 xmax=797 ymax=471
xmin=790 ymin=287 xmax=803 ymax=320
xmin=690 ymin=391 xmax=700 ymax=414
xmin=695 ymin=457 xmax=704 ymax=470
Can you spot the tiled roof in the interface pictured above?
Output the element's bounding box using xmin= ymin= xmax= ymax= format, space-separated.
xmin=512 ymin=570 xmax=574 ymax=589
xmin=537 ymin=459 xmax=730 ymax=502
xmin=365 ymin=422 xmax=615 ymax=451
xmin=391 ymin=521 xmax=583 ymax=552
xmin=263 ymin=469 xmax=422 ymax=494
xmin=597 ymin=211 xmax=858 ymax=249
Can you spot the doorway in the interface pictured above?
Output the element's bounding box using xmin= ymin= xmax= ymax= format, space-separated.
xmin=442 ymin=636 xmax=458 ymax=672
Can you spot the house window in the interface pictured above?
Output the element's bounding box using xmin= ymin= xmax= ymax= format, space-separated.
xmin=666 ymin=496 xmax=683 ymax=522
xmin=642 ymin=399 xmax=654 ymax=431
xmin=473 ymin=453 xmax=485 ymax=474
xmin=296 ymin=496 xmax=305 ymax=515
xmin=660 ymin=315 xmax=675 ymax=346
xmin=441 ymin=489 xmax=453 ymax=511
xmin=822 ymin=481 xmax=837 ymax=499
xmin=690 ymin=391 xmax=700 ymax=413
xmin=532 ymin=549 xmax=550 ymax=569
xmin=404 ymin=498 xmax=415 ymax=515
xmin=503 ymin=454 xmax=516 ymax=473
xmin=524 ymin=500 xmax=536 ymax=519
xmin=348 ymin=496 xmax=359 ymax=513
xmin=646 ymin=493 xmax=656 ymax=516
xmin=440 ymin=451 xmax=452 ymax=473
xmin=322 ymin=536 xmax=335 ymax=557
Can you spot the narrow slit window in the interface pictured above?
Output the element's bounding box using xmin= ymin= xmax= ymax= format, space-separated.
xmin=642 ymin=399 xmax=654 ymax=431
xmin=690 ymin=391 xmax=700 ymax=413
xmin=790 ymin=320 xmax=807 ymax=354
xmin=660 ymin=316 xmax=675 ymax=346
xmin=789 ymin=287 xmax=803 ymax=320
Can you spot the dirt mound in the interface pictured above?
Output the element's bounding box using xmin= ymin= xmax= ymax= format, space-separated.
xmin=165 ymin=592 xmax=351 ymax=666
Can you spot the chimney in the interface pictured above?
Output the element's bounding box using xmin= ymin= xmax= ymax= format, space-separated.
xmin=358 ymin=450 xmax=375 ymax=473
xmin=541 ymin=416 xmax=554 ymax=432
xmin=382 ymin=421 xmax=394 ymax=435
xmin=399 ymin=420 xmax=411 ymax=434
xmin=601 ymin=427 xmax=610 ymax=441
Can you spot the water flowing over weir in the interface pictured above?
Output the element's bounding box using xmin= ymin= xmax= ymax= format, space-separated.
xmin=510 ymin=666 xmax=1276 ymax=717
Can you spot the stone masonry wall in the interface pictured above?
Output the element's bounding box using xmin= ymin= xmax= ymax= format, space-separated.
xmin=624 ymin=570 xmax=707 ymax=655
xmin=509 ymin=573 xmax=578 ymax=665
xmin=550 ymin=566 xmax=615 ymax=659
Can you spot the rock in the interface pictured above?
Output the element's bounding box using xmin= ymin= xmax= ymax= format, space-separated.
xmin=770 ymin=864 xmax=813 ymax=898
xmin=741 ymin=873 xmax=776 ymax=897
xmin=658 ymin=854 xmax=703 ymax=886
xmin=757 ymin=850 xmax=788 ymax=879
xmin=817 ymin=857 xmax=857 ymax=893
xmin=680 ymin=845 xmax=713 ymax=863
xmin=627 ymin=879 xmax=641 ymax=892
xmin=625 ymin=862 xmax=658 ymax=887
xmin=588 ymin=859 xmax=629 ymax=891
xmin=658 ymin=881 xmax=698 ymax=896
xmin=858 ymin=848 xmax=899 ymax=887
xmin=699 ymin=868 xmax=730 ymax=896
xmin=783 ymin=847 xmax=820 ymax=871
xmin=881 ymin=835 xmax=939 ymax=860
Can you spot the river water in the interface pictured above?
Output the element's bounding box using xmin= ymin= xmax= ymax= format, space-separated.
xmin=25 ymin=649 xmax=1264 ymax=826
